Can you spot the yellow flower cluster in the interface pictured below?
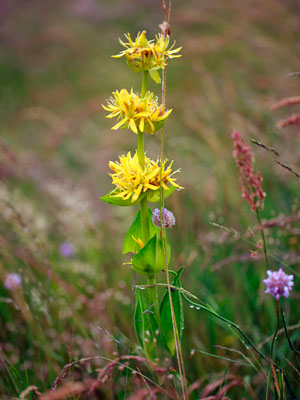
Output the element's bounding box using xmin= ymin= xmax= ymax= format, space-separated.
xmin=112 ymin=31 xmax=181 ymax=83
xmin=102 ymin=88 xmax=172 ymax=134
xmin=108 ymin=151 xmax=183 ymax=203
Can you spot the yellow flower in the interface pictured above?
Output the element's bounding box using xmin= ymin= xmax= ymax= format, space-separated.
xmin=108 ymin=151 xmax=183 ymax=203
xmin=102 ymin=88 xmax=172 ymax=134
xmin=112 ymin=31 xmax=181 ymax=83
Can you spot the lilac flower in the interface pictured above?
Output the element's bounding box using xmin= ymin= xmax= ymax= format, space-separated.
xmin=152 ymin=208 xmax=176 ymax=228
xmin=60 ymin=242 xmax=74 ymax=258
xmin=4 ymin=273 xmax=22 ymax=290
xmin=263 ymin=268 xmax=294 ymax=301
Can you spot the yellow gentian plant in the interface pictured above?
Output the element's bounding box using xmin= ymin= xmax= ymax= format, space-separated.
xmin=101 ymin=29 xmax=184 ymax=361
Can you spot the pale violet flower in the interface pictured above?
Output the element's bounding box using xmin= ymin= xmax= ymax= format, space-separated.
xmin=263 ymin=268 xmax=294 ymax=301
xmin=60 ymin=242 xmax=74 ymax=258
xmin=4 ymin=273 xmax=22 ymax=290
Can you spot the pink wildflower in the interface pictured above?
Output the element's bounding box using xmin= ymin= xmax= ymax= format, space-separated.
xmin=232 ymin=130 xmax=265 ymax=212
xmin=263 ymin=268 xmax=294 ymax=301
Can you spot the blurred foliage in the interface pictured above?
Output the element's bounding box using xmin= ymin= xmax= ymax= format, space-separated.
xmin=1 ymin=0 xmax=300 ymax=398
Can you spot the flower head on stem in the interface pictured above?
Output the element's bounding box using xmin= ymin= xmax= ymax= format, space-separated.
xmin=112 ymin=31 xmax=181 ymax=82
xmin=102 ymin=88 xmax=172 ymax=134
xmin=108 ymin=151 xmax=183 ymax=203
xmin=263 ymin=268 xmax=294 ymax=301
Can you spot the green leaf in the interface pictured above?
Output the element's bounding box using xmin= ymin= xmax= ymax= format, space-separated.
xmin=143 ymin=119 xmax=167 ymax=134
xmin=149 ymin=69 xmax=161 ymax=84
xmin=126 ymin=59 xmax=140 ymax=73
xmin=132 ymin=233 xmax=170 ymax=276
xmin=147 ymin=186 xmax=177 ymax=203
xmin=100 ymin=190 xmax=145 ymax=206
xmin=159 ymin=267 xmax=185 ymax=356
xmin=123 ymin=209 xmax=158 ymax=254
xmin=134 ymin=290 xmax=159 ymax=360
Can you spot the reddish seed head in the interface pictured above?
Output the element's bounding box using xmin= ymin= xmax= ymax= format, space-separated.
xmin=277 ymin=114 xmax=300 ymax=128
xmin=232 ymin=131 xmax=265 ymax=212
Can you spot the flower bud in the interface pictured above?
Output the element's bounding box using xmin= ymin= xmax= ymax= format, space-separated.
xmin=152 ymin=208 xmax=176 ymax=228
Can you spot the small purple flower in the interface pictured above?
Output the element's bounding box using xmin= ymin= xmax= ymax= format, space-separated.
xmin=152 ymin=208 xmax=176 ymax=228
xmin=60 ymin=242 xmax=74 ymax=258
xmin=263 ymin=268 xmax=294 ymax=301
xmin=4 ymin=273 xmax=22 ymax=290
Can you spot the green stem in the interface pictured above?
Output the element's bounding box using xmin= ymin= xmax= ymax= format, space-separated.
xmin=256 ymin=208 xmax=271 ymax=271
xmin=270 ymin=307 xmax=279 ymax=360
xmin=140 ymin=196 xmax=150 ymax=245
xmin=147 ymin=275 xmax=160 ymax=322
xmin=137 ymin=132 xmax=145 ymax=171
xmin=137 ymin=70 xmax=159 ymax=321
xmin=141 ymin=71 xmax=148 ymax=98
xmin=137 ymin=71 xmax=149 ymax=243
xmin=270 ymin=306 xmax=280 ymax=400
xmin=279 ymin=301 xmax=300 ymax=356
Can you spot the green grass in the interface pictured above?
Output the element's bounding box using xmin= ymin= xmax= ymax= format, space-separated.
xmin=1 ymin=0 xmax=300 ymax=398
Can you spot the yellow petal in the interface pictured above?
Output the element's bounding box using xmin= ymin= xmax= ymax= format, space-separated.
xmin=112 ymin=117 xmax=128 ymax=130
xmin=139 ymin=118 xmax=145 ymax=132
xmin=129 ymin=119 xmax=138 ymax=134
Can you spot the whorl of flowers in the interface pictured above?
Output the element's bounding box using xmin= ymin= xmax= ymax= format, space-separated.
xmin=108 ymin=151 xmax=183 ymax=203
xmin=102 ymin=88 xmax=172 ymax=135
xmin=112 ymin=31 xmax=181 ymax=82
xmin=263 ymin=268 xmax=294 ymax=301
xmin=152 ymin=208 xmax=176 ymax=228
xmin=232 ymin=131 xmax=265 ymax=212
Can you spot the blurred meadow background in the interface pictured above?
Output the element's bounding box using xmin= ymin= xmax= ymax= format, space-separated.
xmin=1 ymin=0 xmax=300 ymax=398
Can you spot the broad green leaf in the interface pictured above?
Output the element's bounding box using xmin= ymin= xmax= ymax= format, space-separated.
xmin=147 ymin=186 xmax=177 ymax=203
xmin=100 ymin=190 xmax=145 ymax=206
xmin=159 ymin=267 xmax=185 ymax=356
xmin=123 ymin=209 xmax=158 ymax=254
xmin=134 ymin=290 xmax=159 ymax=360
xmin=132 ymin=233 xmax=170 ymax=276
xmin=149 ymin=69 xmax=161 ymax=84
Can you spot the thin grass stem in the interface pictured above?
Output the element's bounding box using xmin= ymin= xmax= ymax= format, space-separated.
xmin=256 ymin=208 xmax=271 ymax=271
xmin=159 ymin=10 xmax=188 ymax=398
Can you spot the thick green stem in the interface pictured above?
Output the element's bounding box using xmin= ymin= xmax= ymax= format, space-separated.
xmin=141 ymin=71 xmax=148 ymax=98
xmin=147 ymin=275 xmax=160 ymax=322
xmin=137 ymin=131 xmax=145 ymax=171
xmin=140 ymin=196 xmax=150 ymax=244
xmin=137 ymin=72 xmax=150 ymax=244
xmin=137 ymin=71 xmax=159 ymax=320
